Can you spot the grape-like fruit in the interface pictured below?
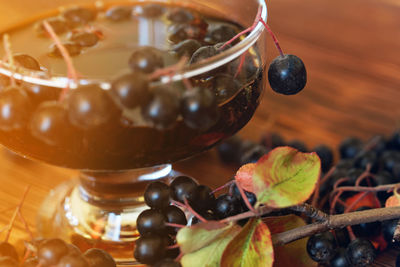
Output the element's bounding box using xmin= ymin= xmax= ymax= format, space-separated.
xmin=354 ymin=151 xmax=378 ymax=173
xmin=0 ymin=86 xmax=31 ymax=131
xmin=382 ymin=219 xmax=400 ymax=247
xmin=376 ymin=171 xmax=396 ymax=201
xmin=62 ymin=7 xmax=97 ymax=27
xmin=50 ymin=43 xmax=82 ymax=57
xmin=13 ymin=54 xmax=41 ymax=71
xmin=58 ymin=254 xmax=89 ymax=267
xmin=260 ymin=132 xmax=285 ymax=149
xmin=154 ymin=258 xmax=182 ymax=267
xmin=30 ymin=101 xmax=71 ymax=146
xmin=134 ymin=234 xmax=167 ymax=265
xmin=106 ymin=6 xmax=132 ymax=21
xmin=0 ymin=257 xmax=18 ymax=267
xmin=168 ymin=24 xmax=207 ymax=44
xmin=313 ymin=145 xmax=333 ymax=173
xmin=239 ymin=143 xmax=268 ymax=165
xmin=188 ymin=185 xmax=216 ymax=212
xmin=388 ymin=131 xmax=400 ymax=151
xmin=167 ymin=8 xmax=194 ymax=23
xmin=208 ymin=24 xmax=238 ymax=43
xmin=172 ymin=39 xmax=201 ymax=58
xmin=134 ymin=4 xmax=165 ymax=17
xmin=181 ymin=87 xmax=219 ymax=131
xmin=67 ymin=84 xmax=118 ymax=129
xmin=141 ymin=87 xmax=180 ymax=130
xmin=24 ymin=83 xmax=59 ymax=106
xmin=129 ymin=47 xmax=164 ymax=74
xmin=216 ymin=136 xmax=243 ymax=164
xmin=170 ymin=176 xmax=198 ymax=203
xmin=288 ymin=140 xmax=308 ymax=152
xmin=111 ymin=73 xmax=150 ymax=109
xmin=36 ymin=17 xmax=69 ymax=36
xmin=191 ymin=210 xmax=216 ymax=225
xmin=37 ymin=238 xmax=69 ymax=265
xmin=306 ymin=232 xmax=336 ymax=263
xmin=381 ymin=150 xmax=400 ymax=174
xmin=0 ymin=242 xmax=18 ymax=261
xmin=330 ymin=248 xmax=350 ymax=267
xmin=339 ymin=137 xmax=363 ymax=159
xmin=83 ymin=248 xmax=116 ymax=267
xmin=144 ymin=182 xmax=171 ymax=209
xmin=268 ymin=54 xmax=307 ymax=95
xmin=214 ymin=194 xmax=241 ymax=219
xmin=137 ymin=209 xmax=167 ymax=235
xmin=346 ymin=238 xmax=376 ymax=266
xmin=352 ymin=207 xmax=381 ymax=238
xmin=163 ymin=205 xmax=187 ymax=234
xmin=211 ymin=74 xmax=240 ymax=103
xmin=189 ymin=46 xmax=218 ymax=65
xmin=70 ymin=32 xmax=99 ymax=47
xmin=230 ymin=183 xmax=257 ymax=211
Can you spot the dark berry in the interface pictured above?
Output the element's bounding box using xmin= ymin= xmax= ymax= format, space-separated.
xmin=346 ymin=238 xmax=376 ymax=266
xmin=70 ymin=31 xmax=99 ymax=47
xmin=268 ymin=54 xmax=307 ymax=95
xmin=168 ymin=24 xmax=207 ymax=44
xmin=230 ymin=183 xmax=257 ymax=210
xmin=346 ymin=168 xmax=366 ymax=184
xmin=13 ymin=54 xmax=41 ymax=71
xmin=24 ymin=83 xmax=59 ymax=106
xmin=58 ymin=254 xmax=89 ymax=267
xmin=167 ymin=8 xmax=194 ymax=23
xmin=171 ymin=39 xmax=201 ymax=57
xmin=330 ymin=248 xmax=351 ymax=267
xmin=163 ymin=205 xmax=187 ymax=234
xmin=239 ymin=143 xmax=269 ymax=165
xmin=134 ymin=234 xmax=167 ymax=265
xmin=336 ymin=159 xmax=355 ymax=170
xmin=0 ymin=242 xmax=18 ymax=261
xmin=376 ymin=171 xmax=396 ymax=201
xmin=382 ymin=219 xmax=400 ymax=247
xmin=110 ymin=72 xmax=150 ymax=109
xmin=354 ymin=151 xmax=378 ymax=173
xmin=134 ymin=4 xmax=165 ymax=17
xmin=22 ymin=257 xmax=39 ymax=267
xmin=129 ymin=47 xmax=164 ymax=74
xmin=388 ymin=131 xmax=400 ymax=151
xmin=49 ymin=43 xmax=82 ymax=57
xmin=105 ymin=6 xmax=132 ymax=21
xmin=154 ymin=258 xmax=182 ymax=267
xmin=163 ymin=235 xmax=180 ymax=259
xmin=191 ymin=210 xmax=216 ymax=225
xmin=136 ymin=209 xmax=167 ymax=235
xmin=189 ymin=46 xmax=218 ymax=64
xmin=67 ymin=84 xmax=118 ymax=129
xmin=210 ymin=74 xmax=240 ymax=103
xmin=0 ymin=76 xmax=10 ymax=90
xmin=352 ymin=207 xmax=381 ymax=237
xmin=260 ymin=132 xmax=285 ymax=149
xmin=214 ymin=194 xmax=241 ymax=219
xmin=181 ymin=87 xmax=219 ymax=131
xmin=216 ymin=136 xmax=243 ymax=164
xmin=36 ymin=17 xmax=69 ymax=36
xmin=62 ymin=7 xmax=97 ymax=27
xmin=288 ymin=140 xmax=307 ymax=152
xmin=334 ymin=228 xmax=350 ymax=247
xmin=170 ymin=176 xmax=198 ymax=203
xmin=208 ymin=24 xmax=237 ymax=43
xmin=0 ymin=86 xmax=31 ymax=131
xmin=30 ymin=101 xmax=73 ymax=146
xmin=306 ymin=232 xmax=336 ymax=263
xmin=397 ymin=253 xmax=400 ymax=267
xmin=0 ymin=257 xmax=18 ymax=267
xmin=83 ymin=248 xmax=116 ymax=267
xmin=144 ymin=182 xmax=171 ymax=209
xmin=381 ymin=150 xmax=400 ymax=174
xmin=313 ymin=145 xmax=334 ymax=173
xmin=369 ymin=135 xmax=387 ymax=155
xmin=37 ymin=238 xmax=69 ymax=265
xmin=141 ymin=87 xmax=180 ymax=130
xmin=339 ymin=137 xmax=363 ymax=159
xmin=188 ymin=185 xmax=216 ymax=212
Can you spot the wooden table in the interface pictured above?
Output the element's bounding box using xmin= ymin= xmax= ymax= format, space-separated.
xmin=0 ymin=0 xmax=399 ymax=266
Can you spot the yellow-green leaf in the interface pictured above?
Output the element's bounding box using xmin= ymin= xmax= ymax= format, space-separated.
xmin=220 ymin=218 xmax=274 ymax=267
xmin=252 ymin=147 xmax=320 ymax=208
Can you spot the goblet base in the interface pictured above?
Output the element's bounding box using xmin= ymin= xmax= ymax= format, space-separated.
xmin=37 ymin=165 xmax=175 ymax=265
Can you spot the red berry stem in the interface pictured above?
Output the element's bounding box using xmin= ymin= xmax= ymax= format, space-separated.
xmin=234 ymin=180 xmax=257 ymax=213
xmin=183 ymin=197 xmax=208 ymax=223
xmin=165 ymin=222 xmax=186 ymax=229
xmin=210 ymin=180 xmax=235 ymax=195
xmin=345 ymin=192 xmax=370 ymax=213
xmin=258 ymin=19 xmax=284 ymax=57
xmin=330 ymin=190 xmax=344 ymax=215
xmin=311 ymin=166 xmax=336 ymax=207
xmin=167 ymin=244 xmax=180 ymax=249
xmin=42 ymin=21 xmax=78 ymax=101
xmin=170 ymin=199 xmax=186 ymax=208
xmin=148 ymin=56 xmax=188 ymax=81
xmin=234 ymin=52 xmax=247 ymax=78
xmin=2 ymin=34 xmax=16 ymax=86
xmin=18 ymin=210 xmax=33 ymax=241
xmin=346 ymin=225 xmax=357 ymax=241
xmin=5 ymin=186 xmax=30 ymax=242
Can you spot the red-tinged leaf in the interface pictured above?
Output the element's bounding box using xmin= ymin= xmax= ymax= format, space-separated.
xmin=252 ymin=147 xmax=321 ymax=208
xmin=264 ymin=215 xmax=317 ymax=267
xmin=345 ymin=192 xmax=380 ymax=210
xmin=385 ymin=187 xmax=400 ymax=207
xmin=235 ymin=163 xmax=256 ymax=192
xmin=177 ymin=221 xmax=241 ymax=267
xmin=220 ymin=218 xmax=273 ymax=267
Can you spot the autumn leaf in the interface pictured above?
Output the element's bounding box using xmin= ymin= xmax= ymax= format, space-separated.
xmin=235 ymin=163 xmax=256 ymax=192
xmin=220 ymin=218 xmax=273 ymax=267
xmin=177 ymin=221 xmax=241 ymax=267
xmin=252 ymin=146 xmax=320 ymax=208
xmin=264 ymin=215 xmax=317 ymax=267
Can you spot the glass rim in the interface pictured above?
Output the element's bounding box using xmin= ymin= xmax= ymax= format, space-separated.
xmin=0 ymin=0 xmax=268 ymax=89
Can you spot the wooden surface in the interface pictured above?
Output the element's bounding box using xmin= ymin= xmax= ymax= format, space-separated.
xmin=0 ymin=0 xmax=399 ymax=266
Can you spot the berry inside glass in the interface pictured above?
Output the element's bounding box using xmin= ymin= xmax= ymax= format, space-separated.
xmin=0 ymin=0 xmax=267 ymax=263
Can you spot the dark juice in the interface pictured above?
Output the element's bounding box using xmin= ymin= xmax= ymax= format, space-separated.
xmin=0 ymin=2 xmax=264 ymax=171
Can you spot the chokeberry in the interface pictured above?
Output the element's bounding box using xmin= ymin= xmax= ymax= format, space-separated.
xmin=83 ymin=248 xmax=116 ymax=267
xmin=62 ymin=7 xmax=97 ymax=27
xmin=181 ymin=87 xmax=219 ymax=131
xmin=134 ymin=4 xmax=165 ymax=17
xmin=134 ymin=234 xmax=167 ymax=265
xmin=153 ymin=259 xmax=182 ymax=267
xmin=346 ymin=238 xmax=376 ymax=266
xmin=105 ymin=6 xmax=132 ymax=21
xmin=382 ymin=219 xmax=400 ymax=247
xmin=37 ymin=238 xmax=69 ymax=265
xmin=376 ymin=171 xmax=396 ymax=201
xmin=13 ymin=54 xmax=41 ymax=71
xmin=67 ymin=84 xmax=118 ymax=129
xmin=141 ymin=87 xmax=180 ymax=130
xmin=163 ymin=205 xmax=187 ymax=234
xmin=171 ymin=39 xmax=201 ymax=58
xmin=24 ymin=83 xmax=59 ymax=106
xmin=70 ymin=31 xmax=99 ymax=47
xmin=216 ymin=135 xmax=243 ymax=164
xmin=260 ymin=132 xmax=285 ymax=149
xmin=129 ymin=47 xmax=164 ymax=74
xmin=189 ymin=46 xmax=218 ymax=65
xmin=397 ymin=253 xmax=400 ymax=267
xmin=136 ymin=209 xmax=167 ymax=235
xmin=0 ymin=86 xmax=31 ymax=131
xmin=330 ymin=248 xmax=351 ymax=267
xmin=110 ymin=72 xmax=150 ymax=109
xmin=239 ymin=143 xmax=269 ymax=165
xmin=214 ymin=194 xmax=241 ymax=219
xmin=381 ymin=150 xmax=400 ymax=174
xmin=191 ymin=210 xmax=216 ymax=225
xmin=288 ymin=140 xmax=307 ymax=152
xmin=170 ymin=176 xmax=198 ymax=203
xmin=168 ymin=24 xmax=207 ymax=44
xmin=210 ymin=74 xmax=240 ymax=103
xmin=208 ymin=24 xmax=238 ymax=44
xmin=339 ymin=137 xmax=363 ymax=159
xmin=354 ymin=151 xmax=378 ymax=173
xmin=188 ymin=185 xmax=216 ymax=212
xmin=49 ymin=43 xmax=82 ymax=57
xmin=36 ymin=17 xmax=69 ymax=36
xmin=230 ymin=183 xmax=257 ymax=210
xmin=0 ymin=242 xmax=18 ymax=261
xmin=352 ymin=207 xmax=381 ymax=238
xmin=167 ymin=8 xmax=194 ymax=23
xmin=306 ymin=232 xmax=336 ymax=263
xmin=313 ymin=145 xmax=334 ymax=173
xmin=144 ymin=181 xmax=171 ymax=210
xmin=58 ymin=254 xmax=89 ymax=267
xmin=388 ymin=131 xmax=400 ymax=151
xmin=268 ymin=54 xmax=307 ymax=95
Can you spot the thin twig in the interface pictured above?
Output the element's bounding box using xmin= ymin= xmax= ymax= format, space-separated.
xmin=289 ymin=203 xmax=328 ymax=222
xmin=5 ymin=186 xmax=30 ymax=242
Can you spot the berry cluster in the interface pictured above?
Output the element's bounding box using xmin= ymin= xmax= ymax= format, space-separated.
xmin=134 ymin=175 xmax=257 ymax=265
xmin=0 ymin=238 xmax=116 ymax=267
